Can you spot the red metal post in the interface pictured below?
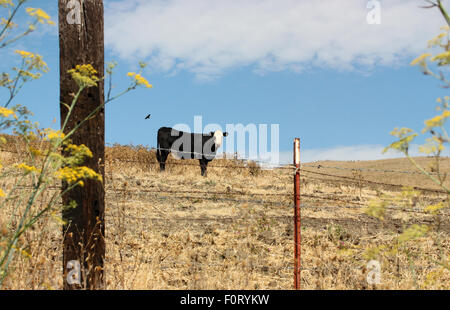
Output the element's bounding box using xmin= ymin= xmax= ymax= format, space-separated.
xmin=293 ymin=138 xmax=301 ymax=290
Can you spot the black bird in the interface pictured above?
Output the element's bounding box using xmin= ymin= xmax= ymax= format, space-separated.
xmin=145 ymin=114 xmax=151 ymax=120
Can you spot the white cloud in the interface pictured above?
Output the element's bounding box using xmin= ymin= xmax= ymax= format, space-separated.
xmin=105 ymin=0 xmax=444 ymax=79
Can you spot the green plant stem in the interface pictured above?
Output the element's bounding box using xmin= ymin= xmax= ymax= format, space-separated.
xmin=406 ymin=154 xmax=450 ymax=193
xmin=63 ymin=84 xmax=137 ymax=142
xmin=0 ymin=174 xmax=79 ymax=286
xmin=4 ymin=59 xmax=25 ymax=108
xmin=0 ymin=22 xmax=37 ymax=49
xmin=0 ymin=130 xmax=63 ymax=281
xmin=0 ymin=180 xmax=47 ymax=278
xmin=61 ymin=87 xmax=85 ymax=133
xmin=0 ymin=0 xmax=27 ymax=45
xmin=437 ymin=0 xmax=450 ymax=26
xmin=0 ymin=174 xmax=25 ymax=210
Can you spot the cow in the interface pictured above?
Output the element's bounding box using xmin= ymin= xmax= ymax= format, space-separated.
xmin=156 ymin=127 xmax=228 ymax=177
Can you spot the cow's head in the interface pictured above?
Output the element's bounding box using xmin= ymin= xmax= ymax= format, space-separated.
xmin=210 ymin=130 xmax=229 ymax=149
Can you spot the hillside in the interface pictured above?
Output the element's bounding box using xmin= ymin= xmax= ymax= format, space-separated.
xmin=305 ymin=157 xmax=450 ymax=191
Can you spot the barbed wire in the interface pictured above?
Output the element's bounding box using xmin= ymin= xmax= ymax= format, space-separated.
xmin=106 ymin=158 xmax=449 ymax=194
xmin=13 ymin=183 xmax=448 ymax=215
xmin=3 ymin=147 xmax=450 ymax=190
xmin=107 ymin=212 xmax=442 ymax=224
xmin=105 ymin=157 xmax=294 ymax=171
xmin=3 ymin=145 xmax=450 ymax=176
xmin=302 ymin=169 xmax=448 ymax=194
xmin=104 ymin=256 xmax=441 ymax=275
xmin=3 ymin=145 xmax=449 ymax=286
xmin=106 ymin=186 xmax=369 ymax=208
xmin=108 ymin=187 xmax=292 ymax=198
xmin=105 ymin=258 xmax=309 ymax=273
xmin=106 ymin=172 xmax=448 ymax=203
xmin=301 ymin=163 xmax=443 ymax=176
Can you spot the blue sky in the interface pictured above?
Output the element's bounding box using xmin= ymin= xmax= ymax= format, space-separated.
xmin=1 ymin=0 xmax=449 ymax=163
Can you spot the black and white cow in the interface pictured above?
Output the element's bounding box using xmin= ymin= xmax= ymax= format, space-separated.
xmin=156 ymin=127 xmax=228 ymax=177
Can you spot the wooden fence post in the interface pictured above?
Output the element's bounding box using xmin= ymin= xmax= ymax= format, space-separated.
xmin=294 ymin=138 xmax=301 ymax=290
xmin=59 ymin=0 xmax=105 ymax=290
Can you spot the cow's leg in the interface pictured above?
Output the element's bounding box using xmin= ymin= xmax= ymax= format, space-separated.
xmin=199 ymin=159 xmax=208 ymax=177
xmin=158 ymin=150 xmax=169 ymax=172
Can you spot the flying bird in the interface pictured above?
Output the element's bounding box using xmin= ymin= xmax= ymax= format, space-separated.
xmin=145 ymin=114 xmax=151 ymax=120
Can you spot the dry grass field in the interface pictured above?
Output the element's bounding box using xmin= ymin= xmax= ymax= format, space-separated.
xmin=0 ymin=142 xmax=449 ymax=290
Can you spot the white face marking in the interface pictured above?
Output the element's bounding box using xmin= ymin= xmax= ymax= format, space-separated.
xmin=214 ymin=130 xmax=224 ymax=149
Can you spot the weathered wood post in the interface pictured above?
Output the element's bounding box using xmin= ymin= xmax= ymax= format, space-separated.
xmin=59 ymin=0 xmax=105 ymax=290
xmin=293 ymin=138 xmax=301 ymax=290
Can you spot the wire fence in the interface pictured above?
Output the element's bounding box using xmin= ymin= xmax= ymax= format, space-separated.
xmin=2 ymin=146 xmax=449 ymax=181
xmin=6 ymin=150 xmax=449 ymax=228
xmin=14 ymin=182 xmax=448 ymax=216
xmin=301 ymin=169 xmax=449 ymax=194
xmin=301 ymin=163 xmax=444 ymax=176
xmin=103 ymin=155 xmax=449 ymax=193
xmin=2 ymin=144 xmax=450 ymax=289
xmin=6 ymin=145 xmax=447 ymax=175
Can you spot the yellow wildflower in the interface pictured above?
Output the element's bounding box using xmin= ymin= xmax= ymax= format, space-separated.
xmin=15 ymin=50 xmax=49 ymax=76
xmin=29 ymin=146 xmax=42 ymax=157
xmin=0 ymin=107 xmax=16 ymax=118
xmin=384 ymin=127 xmax=417 ymax=154
xmin=65 ymin=144 xmax=93 ymax=158
xmin=428 ymin=32 xmax=447 ymax=48
xmin=44 ymin=129 xmax=66 ymax=142
xmin=55 ymin=166 xmax=102 ymax=185
xmin=68 ymin=64 xmax=99 ymax=88
xmin=0 ymin=0 xmax=13 ymax=8
xmin=423 ymin=110 xmax=450 ymax=132
xmin=26 ymin=8 xmax=55 ymax=25
xmin=128 ymin=72 xmax=153 ymax=88
xmin=419 ymin=137 xmax=445 ymax=155
xmin=411 ymin=53 xmax=432 ymax=66
xmin=16 ymin=50 xmax=33 ymax=58
xmin=15 ymin=163 xmax=39 ymax=174
xmin=431 ymin=51 xmax=450 ymax=66
xmin=424 ymin=203 xmax=446 ymax=215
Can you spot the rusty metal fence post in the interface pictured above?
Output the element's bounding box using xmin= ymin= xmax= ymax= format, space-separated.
xmin=293 ymin=138 xmax=301 ymax=290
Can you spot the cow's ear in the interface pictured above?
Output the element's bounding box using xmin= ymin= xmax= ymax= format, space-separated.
xmin=209 ymin=131 xmax=215 ymax=136
xmin=223 ymin=132 xmax=229 ymax=137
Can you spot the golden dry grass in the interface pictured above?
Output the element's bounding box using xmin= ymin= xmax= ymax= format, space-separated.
xmin=0 ymin=140 xmax=449 ymax=290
